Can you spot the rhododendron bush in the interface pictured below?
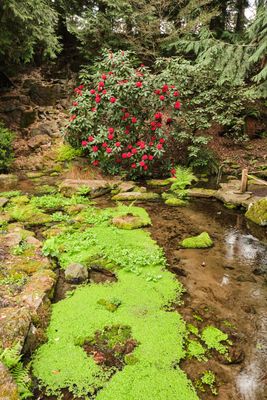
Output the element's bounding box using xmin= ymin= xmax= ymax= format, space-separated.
xmin=65 ymin=51 xmax=182 ymax=179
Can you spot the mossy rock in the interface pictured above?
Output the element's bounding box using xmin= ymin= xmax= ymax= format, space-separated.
xmin=187 ymin=188 xmax=217 ymax=198
xmin=146 ymin=179 xmax=171 ymax=187
xmin=112 ymin=191 xmax=160 ymax=202
xmin=10 ymin=204 xmax=51 ymax=225
xmin=180 ymin=232 xmax=213 ymax=249
xmin=164 ymin=198 xmax=187 ymax=207
xmin=224 ymin=203 xmax=237 ymax=209
xmin=112 ymin=213 xmax=150 ymax=229
xmin=245 ymin=198 xmax=267 ymax=226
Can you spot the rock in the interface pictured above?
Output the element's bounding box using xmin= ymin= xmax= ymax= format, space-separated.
xmin=27 ymin=134 xmax=51 ymax=149
xmin=245 ymin=198 xmax=267 ymax=226
xmin=0 ymin=362 xmax=19 ymax=400
xmin=187 ymin=188 xmax=217 ymax=198
xmin=29 ymin=83 xmax=65 ymax=106
xmin=13 ymin=139 xmax=29 ymax=156
xmin=112 ymin=191 xmax=160 ymax=202
xmin=0 ymin=174 xmax=18 ymax=186
xmin=20 ymin=270 xmax=56 ymax=311
xmin=65 ymin=263 xmax=88 ymax=283
xmin=20 ymin=108 xmax=36 ymax=128
xmin=180 ymin=232 xmax=213 ymax=249
xmin=0 ymin=197 xmax=8 ymax=207
xmin=31 ymin=120 xmax=60 ymax=138
xmin=59 ymin=179 xmax=113 ymax=198
xmin=0 ymin=307 xmax=31 ymax=348
xmin=112 ymin=214 xmax=150 ymax=229
xmin=3 ymin=232 xmax=22 ymax=247
xmin=117 ymin=181 xmax=136 ymax=193
xmin=146 ymin=179 xmax=171 ymax=187
xmin=164 ymin=197 xmax=187 ymax=207
xmin=216 ymin=180 xmax=252 ymax=206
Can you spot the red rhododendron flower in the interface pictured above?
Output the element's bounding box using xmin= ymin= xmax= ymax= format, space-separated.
xmin=116 ymin=158 xmax=121 ymax=163
xmin=82 ymin=140 xmax=88 ymax=147
xmin=106 ymin=147 xmax=112 ymax=153
xmin=88 ymin=136 xmax=94 ymax=142
xmin=131 ymin=163 xmax=137 ymax=168
xmin=139 ymin=160 xmax=145 ymax=167
xmin=102 ymin=90 xmax=107 ymax=94
xmin=142 ymin=155 xmax=148 ymax=160
xmin=171 ymin=168 xmax=176 ymax=176
xmin=136 ymin=81 xmax=142 ymax=88
xmin=140 ymin=143 xmax=145 ymax=149
xmin=148 ymin=155 xmax=154 ymax=160
xmin=125 ymin=129 xmax=130 ymax=135
xmin=70 ymin=115 xmax=76 ymax=121
xmin=108 ymin=134 xmax=114 ymax=140
xmin=95 ymin=96 xmax=101 ymax=103
xmin=156 ymin=122 xmax=162 ymax=128
xmin=154 ymin=89 xmax=161 ymax=95
xmin=154 ymin=112 xmax=162 ymax=120
xmin=127 ymin=152 xmax=132 ymax=158
xmin=159 ymin=95 xmax=165 ymax=101
xmin=99 ymin=81 xmax=105 ymax=87
xmin=124 ymin=112 xmax=130 ymax=118
xmin=131 ymin=148 xmax=137 ymax=154
xmin=174 ymin=101 xmax=181 ymax=109
xmin=115 ymin=142 xmax=121 ymax=147
xmin=102 ymin=142 xmax=108 ymax=148
xmin=78 ymin=85 xmax=84 ymax=90
xmin=122 ymin=153 xmax=128 ymax=159
xmin=151 ymin=136 xmax=156 ymax=141
xmin=150 ymin=121 xmax=156 ymax=127
xmin=92 ymin=145 xmax=98 ymax=152
xmin=108 ymin=127 xmax=114 ymax=134
xmin=162 ymin=84 xmax=168 ymax=93
xmin=173 ymin=91 xmax=179 ymax=97
xmin=108 ymin=71 xmax=113 ymax=75
xmin=102 ymin=74 xmax=107 ymax=80
xmin=110 ymin=97 xmax=117 ymax=103
xmin=166 ymin=118 xmax=173 ymax=124
xmin=149 ymin=141 xmax=153 ymax=146
xmin=143 ymin=165 xmax=148 ymax=171
xmin=73 ymin=102 xmax=78 ymax=106
xmin=157 ymin=143 xmax=163 ymax=150
xmin=90 ymin=89 xmax=96 ymax=94
xmin=159 ymin=138 xmax=165 ymax=144
xmin=92 ymin=160 xmax=99 ymax=166
xmin=131 ymin=117 xmax=137 ymax=123
xmin=91 ymin=107 xmax=96 ymax=112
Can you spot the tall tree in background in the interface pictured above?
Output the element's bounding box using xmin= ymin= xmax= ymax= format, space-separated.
xmin=0 ymin=0 xmax=61 ymax=65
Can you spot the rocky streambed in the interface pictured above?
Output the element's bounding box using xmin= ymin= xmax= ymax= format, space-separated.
xmin=0 ymin=175 xmax=266 ymax=400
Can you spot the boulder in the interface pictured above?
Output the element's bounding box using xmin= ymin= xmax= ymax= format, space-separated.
xmin=0 ymin=307 xmax=31 ymax=348
xmin=27 ymin=134 xmax=51 ymax=149
xmin=187 ymin=188 xmax=217 ymax=198
xmin=65 ymin=263 xmax=88 ymax=283
xmin=29 ymin=83 xmax=65 ymax=106
xmin=59 ymin=179 xmax=113 ymax=198
xmin=180 ymin=232 xmax=213 ymax=249
xmin=112 ymin=191 xmax=160 ymax=202
xmin=245 ymin=198 xmax=267 ymax=226
xmin=0 ymin=362 xmax=19 ymax=400
xmin=20 ymin=108 xmax=36 ymax=128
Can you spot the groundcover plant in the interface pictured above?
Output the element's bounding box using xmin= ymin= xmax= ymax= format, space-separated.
xmin=32 ymin=204 xmax=199 ymax=400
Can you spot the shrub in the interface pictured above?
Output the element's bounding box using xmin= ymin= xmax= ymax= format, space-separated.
xmin=0 ymin=122 xmax=14 ymax=172
xmin=65 ymin=50 xmax=184 ymax=179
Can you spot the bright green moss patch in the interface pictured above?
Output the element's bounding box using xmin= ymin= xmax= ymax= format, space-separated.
xmin=186 ymin=340 xmax=207 ymax=362
xmin=32 ymin=203 xmax=198 ymax=400
xmin=180 ymin=232 xmax=213 ymax=249
xmin=0 ymin=190 xmax=21 ymax=198
xmin=245 ymin=198 xmax=267 ymax=226
xmin=201 ymin=326 xmax=231 ymax=355
xmin=165 ymin=197 xmax=187 ymax=207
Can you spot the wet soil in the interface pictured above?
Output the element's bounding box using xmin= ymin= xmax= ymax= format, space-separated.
xmin=143 ymin=199 xmax=267 ymax=400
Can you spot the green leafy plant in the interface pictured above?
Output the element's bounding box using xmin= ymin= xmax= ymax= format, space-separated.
xmin=0 ymin=122 xmax=14 ymax=172
xmin=65 ymin=50 xmax=183 ymax=179
xmin=0 ymin=344 xmax=33 ymax=399
xmin=196 ymin=370 xmax=218 ymax=395
xmin=170 ymin=166 xmax=197 ymax=199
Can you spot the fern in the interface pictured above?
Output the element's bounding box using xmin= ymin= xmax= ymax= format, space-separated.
xmin=171 ymin=166 xmax=197 ymax=198
xmin=0 ymin=344 xmax=33 ymax=399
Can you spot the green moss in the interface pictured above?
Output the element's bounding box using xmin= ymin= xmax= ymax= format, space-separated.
xmin=165 ymin=197 xmax=187 ymax=207
xmin=35 ymin=185 xmax=58 ymax=195
xmin=0 ymin=191 xmax=21 ymax=198
xmin=112 ymin=192 xmax=160 ymax=201
xmin=180 ymin=232 xmax=213 ymax=249
xmin=186 ymin=340 xmax=207 ymax=362
xmin=196 ymin=370 xmax=218 ymax=395
xmin=223 ymin=203 xmax=237 ymax=209
xmin=146 ymin=179 xmax=171 ymax=187
xmin=201 ymin=326 xmax=230 ymax=355
xmin=9 ymin=195 xmax=29 ymax=205
xmin=32 ymin=204 xmax=198 ymax=400
xmin=245 ymin=198 xmax=267 ymax=226
xmin=56 ymin=144 xmax=83 ymax=162
xmin=9 ymin=204 xmax=51 ymax=225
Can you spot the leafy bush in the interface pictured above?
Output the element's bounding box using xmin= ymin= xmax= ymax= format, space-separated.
xmin=170 ymin=166 xmax=197 ymax=199
xmin=0 ymin=122 xmax=14 ymax=172
xmin=65 ymin=50 xmax=185 ymax=179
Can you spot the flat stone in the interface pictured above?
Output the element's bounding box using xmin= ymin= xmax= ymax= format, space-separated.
xmin=112 ymin=191 xmax=160 ymax=201
xmin=59 ymin=179 xmax=113 ymax=198
xmin=65 ymin=263 xmax=88 ymax=283
xmin=0 ymin=197 xmax=8 ymax=207
xmin=146 ymin=179 xmax=171 ymax=187
xmin=117 ymin=181 xmax=136 ymax=193
xmin=187 ymin=188 xmax=217 ymax=198
xmin=216 ymin=180 xmax=253 ymax=206
xmin=0 ymin=307 xmax=31 ymax=348
xmin=0 ymin=362 xmax=19 ymax=400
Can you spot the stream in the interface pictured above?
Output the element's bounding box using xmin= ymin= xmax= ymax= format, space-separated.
xmin=1 ymin=176 xmax=267 ymax=399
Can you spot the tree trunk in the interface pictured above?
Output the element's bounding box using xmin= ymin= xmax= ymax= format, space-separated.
xmin=235 ymin=0 xmax=246 ymax=33
xmin=209 ymin=1 xmax=228 ymax=36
